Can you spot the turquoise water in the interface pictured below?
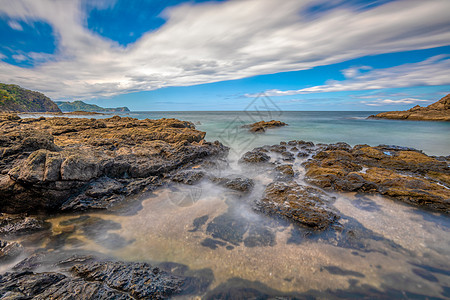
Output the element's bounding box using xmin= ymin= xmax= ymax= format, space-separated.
xmin=21 ymin=111 xmax=449 ymax=156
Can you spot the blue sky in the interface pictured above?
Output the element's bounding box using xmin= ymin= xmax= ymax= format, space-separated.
xmin=0 ymin=0 xmax=449 ymax=111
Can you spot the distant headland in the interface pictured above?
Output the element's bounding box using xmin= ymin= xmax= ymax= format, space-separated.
xmin=369 ymin=94 xmax=450 ymax=122
xmin=0 ymin=83 xmax=130 ymax=113
xmin=55 ymin=100 xmax=130 ymax=113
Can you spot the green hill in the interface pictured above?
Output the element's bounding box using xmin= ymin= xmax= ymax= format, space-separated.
xmin=55 ymin=100 xmax=130 ymax=112
xmin=0 ymin=83 xmax=61 ymax=113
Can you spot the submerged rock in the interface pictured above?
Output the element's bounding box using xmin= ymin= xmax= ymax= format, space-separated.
xmin=257 ymin=181 xmax=339 ymax=229
xmin=0 ymin=116 xmax=228 ymax=213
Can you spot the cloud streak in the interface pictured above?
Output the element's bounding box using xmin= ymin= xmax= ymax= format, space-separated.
xmin=0 ymin=0 xmax=449 ymax=99
xmin=255 ymin=55 xmax=450 ymax=97
xmin=360 ymin=98 xmax=431 ymax=106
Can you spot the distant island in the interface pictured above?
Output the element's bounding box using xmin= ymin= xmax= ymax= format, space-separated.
xmin=0 ymin=83 xmax=61 ymax=113
xmin=56 ymin=100 xmax=130 ymax=112
xmin=369 ymin=94 xmax=449 ymax=122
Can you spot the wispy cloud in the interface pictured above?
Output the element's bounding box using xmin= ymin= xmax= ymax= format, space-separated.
xmin=360 ymin=97 xmax=431 ymax=106
xmin=7 ymin=20 xmax=23 ymax=31
xmin=253 ymin=55 xmax=450 ymax=97
xmin=0 ymin=0 xmax=449 ymax=99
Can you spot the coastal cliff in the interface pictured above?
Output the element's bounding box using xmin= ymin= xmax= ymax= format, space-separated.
xmin=369 ymin=94 xmax=450 ymax=121
xmin=0 ymin=83 xmax=61 ymax=113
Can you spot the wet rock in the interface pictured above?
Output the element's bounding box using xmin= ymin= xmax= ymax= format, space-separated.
xmin=273 ymin=164 xmax=295 ymax=181
xmin=71 ymin=261 xmax=183 ymax=299
xmin=239 ymin=150 xmax=270 ymax=164
xmin=257 ymin=181 xmax=339 ymax=229
xmin=210 ymin=177 xmax=254 ymax=193
xmin=0 ymin=116 xmax=228 ymax=213
xmin=280 ymin=151 xmax=295 ymax=161
xmin=242 ymin=120 xmax=287 ymax=133
xmin=0 ymin=214 xmax=50 ymax=237
xmin=304 ymin=144 xmax=450 ymax=212
xmin=0 ymin=240 xmax=23 ymax=263
xmin=1 ymin=259 xmax=185 ymax=299
xmin=172 ymin=170 xmax=205 ymax=185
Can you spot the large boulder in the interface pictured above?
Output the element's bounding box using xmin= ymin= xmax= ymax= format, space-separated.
xmin=257 ymin=181 xmax=339 ymax=229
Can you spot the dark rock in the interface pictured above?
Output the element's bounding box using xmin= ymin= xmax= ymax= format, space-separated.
xmin=273 ymin=164 xmax=295 ymax=181
xmin=0 ymin=214 xmax=50 ymax=237
xmin=0 ymin=240 xmax=23 ymax=263
xmin=257 ymin=181 xmax=339 ymax=229
xmin=304 ymin=144 xmax=450 ymax=212
xmin=189 ymin=215 xmax=209 ymax=232
xmin=210 ymin=177 xmax=254 ymax=193
xmin=239 ymin=150 xmax=270 ymax=164
xmin=201 ymin=238 xmax=227 ymax=250
xmin=1 ymin=259 xmax=185 ymax=299
xmin=0 ymin=116 xmax=228 ymax=213
xmin=172 ymin=170 xmax=205 ymax=185
xmin=206 ymin=213 xmax=249 ymax=246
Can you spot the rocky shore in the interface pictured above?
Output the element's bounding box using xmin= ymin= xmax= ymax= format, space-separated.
xmin=0 ymin=114 xmax=228 ymax=213
xmin=0 ymin=114 xmax=449 ymax=298
xmin=369 ymin=94 xmax=450 ymax=121
xmin=241 ymin=140 xmax=449 ymax=219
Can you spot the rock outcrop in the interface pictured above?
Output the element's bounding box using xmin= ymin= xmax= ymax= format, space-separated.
xmin=241 ymin=140 xmax=449 ymax=214
xmin=0 ymin=259 xmax=184 ymax=299
xmin=304 ymin=143 xmax=450 ymax=212
xmin=257 ymin=181 xmax=339 ymax=229
xmin=369 ymin=94 xmax=450 ymax=121
xmin=0 ymin=115 xmax=228 ymax=213
xmin=242 ymin=120 xmax=287 ymax=133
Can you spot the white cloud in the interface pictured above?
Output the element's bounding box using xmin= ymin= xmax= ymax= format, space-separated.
xmin=0 ymin=0 xmax=449 ymax=99
xmin=255 ymin=55 xmax=450 ymax=97
xmin=12 ymin=54 xmax=27 ymax=62
xmin=7 ymin=20 xmax=23 ymax=31
xmin=360 ymin=98 xmax=431 ymax=106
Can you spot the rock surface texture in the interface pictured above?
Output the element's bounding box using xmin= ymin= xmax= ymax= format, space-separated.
xmin=0 ymin=115 xmax=228 ymax=213
xmin=304 ymin=143 xmax=450 ymax=213
xmin=0 ymin=259 xmax=184 ymax=299
xmin=242 ymin=120 xmax=287 ymax=132
xmin=369 ymin=94 xmax=450 ymax=121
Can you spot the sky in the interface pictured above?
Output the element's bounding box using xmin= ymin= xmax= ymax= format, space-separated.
xmin=0 ymin=0 xmax=449 ymax=111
